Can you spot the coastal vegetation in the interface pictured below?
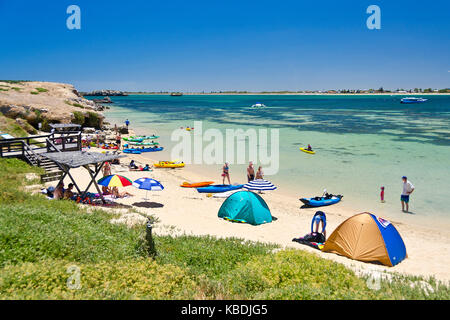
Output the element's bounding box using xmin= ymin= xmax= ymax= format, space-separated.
xmin=71 ymin=111 xmax=102 ymax=129
xmin=0 ymin=158 xmax=448 ymax=299
xmin=0 ymin=114 xmax=37 ymax=136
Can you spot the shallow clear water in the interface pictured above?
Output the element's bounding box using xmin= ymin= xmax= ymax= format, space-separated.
xmin=102 ymin=94 xmax=450 ymax=230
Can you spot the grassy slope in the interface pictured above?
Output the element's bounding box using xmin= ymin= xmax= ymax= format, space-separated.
xmin=0 ymin=158 xmax=448 ymax=299
xmin=0 ymin=114 xmax=30 ymax=137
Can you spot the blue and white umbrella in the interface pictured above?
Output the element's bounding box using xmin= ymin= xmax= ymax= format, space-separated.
xmin=243 ymin=179 xmax=277 ymax=193
xmin=133 ymin=177 xmax=164 ymax=200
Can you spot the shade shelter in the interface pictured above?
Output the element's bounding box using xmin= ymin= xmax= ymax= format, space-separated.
xmin=49 ymin=123 xmax=81 ymax=133
xmin=40 ymin=151 xmax=125 ymax=203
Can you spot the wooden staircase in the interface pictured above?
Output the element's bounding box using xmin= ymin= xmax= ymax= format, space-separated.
xmin=22 ymin=142 xmax=63 ymax=183
xmin=39 ymin=158 xmax=64 ymax=183
xmin=1 ymin=131 xmax=81 ymax=183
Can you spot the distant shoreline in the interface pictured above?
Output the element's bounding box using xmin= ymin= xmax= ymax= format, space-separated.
xmin=123 ymin=92 xmax=450 ymax=96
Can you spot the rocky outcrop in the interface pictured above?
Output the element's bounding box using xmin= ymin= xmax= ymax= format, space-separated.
xmin=0 ymin=81 xmax=104 ymax=131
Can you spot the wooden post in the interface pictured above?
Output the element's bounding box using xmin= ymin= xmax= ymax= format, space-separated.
xmin=81 ymin=162 xmax=105 ymax=203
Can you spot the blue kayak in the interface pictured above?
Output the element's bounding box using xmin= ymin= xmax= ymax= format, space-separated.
xmin=300 ymin=195 xmax=343 ymax=207
xmin=197 ymin=184 xmax=244 ymax=193
xmin=124 ymin=147 xmax=163 ymax=153
xmin=123 ymin=149 xmax=142 ymax=154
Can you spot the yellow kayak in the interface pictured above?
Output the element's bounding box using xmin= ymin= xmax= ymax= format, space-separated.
xmin=154 ymin=161 xmax=185 ymax=168
xmin=300 ymin=147 xmax=315 ymax=154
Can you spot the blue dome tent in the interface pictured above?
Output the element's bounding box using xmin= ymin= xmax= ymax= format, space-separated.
xmin=218 ymin=191 xmax=272 ymax=225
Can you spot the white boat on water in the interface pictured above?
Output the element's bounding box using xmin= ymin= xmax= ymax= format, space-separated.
xmin=400 ymin=97 xmax=428 ymax=104
xmin=250 ymin=103 xmax=266 ymax=108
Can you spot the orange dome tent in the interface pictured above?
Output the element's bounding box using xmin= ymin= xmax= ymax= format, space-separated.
xmin=322 ymin=212 xmax=407 ymax=266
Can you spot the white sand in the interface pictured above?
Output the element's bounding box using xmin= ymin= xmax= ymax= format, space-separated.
xmin=50 ymin=147 xmax=450 ymax=283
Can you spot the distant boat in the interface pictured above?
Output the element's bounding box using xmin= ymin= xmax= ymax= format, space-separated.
xmin=170 ymin=92 xmax=183 ymax=96
xmin=251 ymin=103 xmax=266 ymax=108
xmin=400 ymin=97 xmax=428 ymax=104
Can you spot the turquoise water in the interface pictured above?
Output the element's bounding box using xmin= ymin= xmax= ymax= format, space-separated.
xmin=102 ymin=94 xmax=450 ymax=230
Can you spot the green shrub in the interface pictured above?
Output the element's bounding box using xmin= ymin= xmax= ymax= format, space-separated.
xmin=35 ymin=87 xmax=48 ymax=93
xmin=0 ymin=259 xmax=197 ymax=299
xmin=226 ymin=249 xmax=377 ymax=299
xmin=85 ymin=112 xmax=101 ymax=129
xmin=155 ymin=235 xmax=276 ymax=280
xmin=0 ymin=115 xmax=29 ymax=137
xmin=0 ymin=200 xmax=147 ymax=266
xmin=72 ymin=111 xmax=85 ymax=126
xmin=30 ymin=91 xmax=39 ymax=95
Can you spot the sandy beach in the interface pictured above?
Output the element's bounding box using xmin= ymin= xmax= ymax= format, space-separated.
xmin=50 ymin=143 xmax=450 ymax=283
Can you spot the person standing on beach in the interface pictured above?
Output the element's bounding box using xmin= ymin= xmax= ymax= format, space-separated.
xmin=380 ymin=186 xmax=385 ymax=203
xmin=125 ymin=119 xmax=130 ymax=128
xmin=116 ymin=134 xmax=121 ymax=149
xmin=222 ymin=162 xmax=231 ymax=185
xmin=103 ymin=161 xmax=111 ymax=177
xmin=247 ymin=161 xmax=255 ymax=182
xmin=401 ymin=176 xmax=415 ymax=212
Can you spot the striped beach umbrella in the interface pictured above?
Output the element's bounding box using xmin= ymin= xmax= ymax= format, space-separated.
xmin=98 ymin=174 xmax=133 ymax=187
xmin=243 ymin=179 xmax=277 ymax=192
xmin=133 ymin=177 xmax=164 ymax=200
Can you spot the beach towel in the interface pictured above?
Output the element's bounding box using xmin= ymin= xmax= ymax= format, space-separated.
xmin=292 ymin=232 xmax=325 ymax=250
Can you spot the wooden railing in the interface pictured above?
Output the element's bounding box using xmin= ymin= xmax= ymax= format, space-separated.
xmin=0 ymin=131 xmax=82 ymax=160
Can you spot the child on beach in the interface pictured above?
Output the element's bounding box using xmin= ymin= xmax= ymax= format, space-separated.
xmin=380 ymin=186 xmax=385 ymax=203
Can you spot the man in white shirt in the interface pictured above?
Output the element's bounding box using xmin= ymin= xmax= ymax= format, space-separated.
xmin=401 ymin=176 xmax=415 ymax=213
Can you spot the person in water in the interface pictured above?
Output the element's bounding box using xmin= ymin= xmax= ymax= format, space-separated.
xmin=401 ymin=176 xmax=415 ymax=213
xmin=255 ymin=166 xmax=264 ymax=180
xmin=247 ymin=161 xmax=255 ymax=182
xmin=222 ymin=162 xmax=231 ymax=185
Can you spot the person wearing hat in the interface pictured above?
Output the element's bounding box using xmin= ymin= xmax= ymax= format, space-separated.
xmin=401 ymin=176 xmax=415 ymax=212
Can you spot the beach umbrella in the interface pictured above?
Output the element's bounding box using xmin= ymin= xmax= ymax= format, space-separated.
xmin=243 ymin=179 xmax=277 ymax=193
xmin=98 ymin=174 xmax=133 ymax=187
xmin=133 ymin=177 xmax=164 ymax=200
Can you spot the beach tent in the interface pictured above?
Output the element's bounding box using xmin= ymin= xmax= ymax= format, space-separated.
xmin=218 ymin=191 xmax=272 ymax=225
xmin=322 ymin=212 xmax=407 ymax=266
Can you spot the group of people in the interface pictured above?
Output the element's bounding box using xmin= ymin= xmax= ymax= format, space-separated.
xmin=379 ymin=176 xmax=415 ymax=213
xmin=53 ymin=182 xmax=75 ymax=200
xmin=129 ymin=160 xmax=151 ymax=172
xmin=220 ymin=161 xmax=264 ymax=185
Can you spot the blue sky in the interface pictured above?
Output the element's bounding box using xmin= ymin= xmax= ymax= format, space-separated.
xmin=0 ymin=0 xmax=449 ymax=91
